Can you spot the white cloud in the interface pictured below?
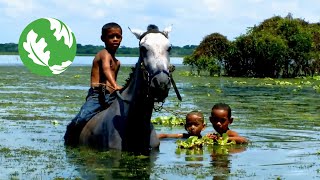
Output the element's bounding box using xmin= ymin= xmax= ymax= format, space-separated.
xmin=203 ymin=0 xmax=228 ymax=13
xmin=0 ymin=0 xmax=320 ymax=47
xmin=0 ymin=0 xmax=37 ymax=18
xmin=271 ymin=1 xmax=299 ymax=15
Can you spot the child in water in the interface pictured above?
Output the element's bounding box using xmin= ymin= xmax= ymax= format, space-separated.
xmin=206 ymin=103 xmax=248 ymax=144
xmin=157 ymin=111 xmax=206 ymax=139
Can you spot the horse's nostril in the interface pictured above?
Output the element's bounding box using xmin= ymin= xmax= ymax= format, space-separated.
xmin=152 ymin=78 xmax=159 ymax=87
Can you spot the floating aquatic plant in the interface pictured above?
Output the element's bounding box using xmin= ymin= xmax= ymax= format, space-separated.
xmin=312 ymin=76 xmax=320 ymax=81
xmin=179 ymin=71 xmax=193 ymax=76
xmin=176 ymin=134 xmax=235 ymax=149
xmin=151 ymin=116 xmax=184 ymax=126
xmin=233 ymin=81 xmax=247 ymax=85
xmin=313 ymin=85 xmax=320 ymax=93
xmin=216 ymin=133 xmax=236 ymax=146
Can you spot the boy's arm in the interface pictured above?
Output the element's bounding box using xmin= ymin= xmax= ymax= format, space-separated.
xmin=227 ymin=130 xmax=248 ymax=144
xmin=101 ymin=54 xmax=121 ymax=90
xmin=157 ymin=133 xmax=183 ymax=139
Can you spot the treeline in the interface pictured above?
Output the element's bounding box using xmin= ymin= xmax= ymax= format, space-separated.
xmin=76 ymin=44 xmax=196 ymax=57
xmin=0 ymin=43 xmax=196 ymax=57
xmin=184 ymin=13 xmax=320 ymax=78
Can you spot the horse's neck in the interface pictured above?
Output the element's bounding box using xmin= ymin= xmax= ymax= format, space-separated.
xmin=121 ymin=59 xmax=154 ymax=114
xmin=119 ymin=59 xmax=154 ymax=153
xmin=121 ymin=62 xmax=140 ymax=101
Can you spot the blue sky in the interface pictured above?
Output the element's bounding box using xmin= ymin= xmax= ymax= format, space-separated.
xmin=1 ymin=0 xmax=320 ymax=47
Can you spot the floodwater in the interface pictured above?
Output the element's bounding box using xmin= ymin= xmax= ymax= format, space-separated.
xmin=0 ymin=56 xmax=319 ymax=179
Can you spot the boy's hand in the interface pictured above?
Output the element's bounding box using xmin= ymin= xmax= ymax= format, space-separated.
xmin=115 ymin=85 xmax=122 ymax=91
xmin=206 ymin=133 xmax=219 ymax=141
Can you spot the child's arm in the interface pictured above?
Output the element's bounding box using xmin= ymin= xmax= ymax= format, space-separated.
xmin=101 ymin=53 xmax=121 ymax=90
xmin=157 ymin=133 xmax=184 ymax=139
xmin=227 ymin=130 xmax=248 ymax=144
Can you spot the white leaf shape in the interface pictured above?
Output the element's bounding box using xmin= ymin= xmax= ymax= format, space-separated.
xmin=46 ymin=18 xmax=74 ymax=48
xmin=23 ymin=30 xmax=50 ymax=67
xmin=49 ymin=60 xmax=72 ymax=74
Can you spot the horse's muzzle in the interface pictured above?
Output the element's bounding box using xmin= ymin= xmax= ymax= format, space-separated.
xmin=150 ymin=71 xmax=171 ymax=102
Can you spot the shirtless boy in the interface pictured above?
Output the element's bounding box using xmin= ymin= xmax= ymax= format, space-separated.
xmin=206 ymin=103 xmax=248 ymax=144
xmin=64 ymin=22 xmax=123 ymax=146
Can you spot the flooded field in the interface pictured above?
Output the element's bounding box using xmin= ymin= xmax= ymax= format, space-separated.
xmin=0 ymin=63 xmax=319 ymax=179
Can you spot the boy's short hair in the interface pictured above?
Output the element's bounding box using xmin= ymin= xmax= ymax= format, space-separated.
xmin=101 ymin=22 xmax=122 ymax=37
xmin=212 ymin=103 xmax=232 ymax=118
xmin=186 ymin=110 xmax=204 ymax=123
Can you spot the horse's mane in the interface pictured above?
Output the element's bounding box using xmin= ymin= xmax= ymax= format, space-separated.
xmin=147 ymin=24 xmax=159 ymax=31
xmin=122 ymin=66 xmax=136 ymax=90
xmin=139 ymin=24 xmax=167 ymax=40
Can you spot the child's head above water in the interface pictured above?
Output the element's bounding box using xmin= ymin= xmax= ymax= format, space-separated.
xmin=185 ymin=111 xmax=206 ymax=136
xmin=210 ymin=103 xmax=233 ymax=135
xmin=212 ymin=103 xmax=232 ymax=118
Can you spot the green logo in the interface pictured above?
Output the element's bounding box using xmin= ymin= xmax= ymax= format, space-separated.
xmin=18 ymin=18 xmax=77 ymax=76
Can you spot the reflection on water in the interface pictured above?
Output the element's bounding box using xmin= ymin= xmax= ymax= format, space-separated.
xmin=210 ymin=145 xmax=247 ymax=180
xmin=0 ymin=65 xmax=319 ymax=179
xmin=65 ymin=148 xmax=159 ymax=179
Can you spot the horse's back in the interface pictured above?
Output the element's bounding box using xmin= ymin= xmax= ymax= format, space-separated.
xmin=79 ymin=102 xmax=122 ymax=150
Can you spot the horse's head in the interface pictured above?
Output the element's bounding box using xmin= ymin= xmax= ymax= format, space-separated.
xmin=129 ymin=24 xmax=172 ymax=102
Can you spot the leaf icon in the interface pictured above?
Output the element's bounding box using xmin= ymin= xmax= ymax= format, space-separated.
xmin=49 ymin=60 xmax=72 ymax=74
xmin=47 ymin=18 xmax=74 ymax=48
xmin=23 ymin=30 xmax=50 ymax=67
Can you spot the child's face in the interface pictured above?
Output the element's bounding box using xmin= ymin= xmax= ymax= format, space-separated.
xmin=102 ymin=27 xmax=122 ymax=51
xmin=210 ymin=109 xmax=233 ymax=134
xmin=185 ymin=114 xmax=205 ymax=136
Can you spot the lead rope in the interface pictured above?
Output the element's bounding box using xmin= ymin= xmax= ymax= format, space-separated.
xmin=154 ymin=101 xmax=165 ymax=112
xmin=153 ymin=64 xmax=176 ymax=112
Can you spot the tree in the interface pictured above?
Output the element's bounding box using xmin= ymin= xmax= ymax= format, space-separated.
xmin=184 ymin=33 xmax=230 ymax=76
xmin=253 ymin=32 xmax=288 ymax=77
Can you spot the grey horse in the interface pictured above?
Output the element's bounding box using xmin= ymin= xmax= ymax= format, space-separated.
xmin=78 ymin=24 xmax=173 ymax=155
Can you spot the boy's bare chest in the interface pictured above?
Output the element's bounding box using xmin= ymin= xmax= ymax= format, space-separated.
xmin=110 ymin=59 xmax=120 ymax=70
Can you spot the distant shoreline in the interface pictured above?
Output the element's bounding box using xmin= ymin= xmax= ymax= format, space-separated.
xmin=0 ymin=52 xmax=185 ymax=58
xmin=0 ymin=55 xmax=184 ymax=65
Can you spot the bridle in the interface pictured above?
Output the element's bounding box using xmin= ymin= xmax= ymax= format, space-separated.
xmin=139 ymin=60 xmax=173 ymax=111
xmin=116 ymin=30 xmax=181 ymax=111
xmin=139 ymin=31 xmax=172 ymax=111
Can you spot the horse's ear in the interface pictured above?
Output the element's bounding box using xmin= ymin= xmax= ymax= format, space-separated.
xmin=128 ymin=27 xmax=144 ymax=39
xmin=163 ymin=24 xmax=172 ymax=37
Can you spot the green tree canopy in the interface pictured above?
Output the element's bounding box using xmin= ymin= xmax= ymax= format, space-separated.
xmin=184 ymin=13 xmax=320 ymax=78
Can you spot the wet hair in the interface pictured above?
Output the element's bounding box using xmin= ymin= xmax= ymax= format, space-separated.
xmin=186 ymin=110 xmax=204 ymax=124
xmin=101 ymin=22 xmax=122 ymax=37
xmin=212 ymin=103 xmax=232 ymax=118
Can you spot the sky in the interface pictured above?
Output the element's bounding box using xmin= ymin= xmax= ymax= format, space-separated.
xmin=1 ymin=0 xmax=320 ymax=48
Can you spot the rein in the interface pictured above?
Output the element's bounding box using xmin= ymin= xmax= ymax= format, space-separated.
xmin=140 ymin=61 xmax=166 ymax=111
